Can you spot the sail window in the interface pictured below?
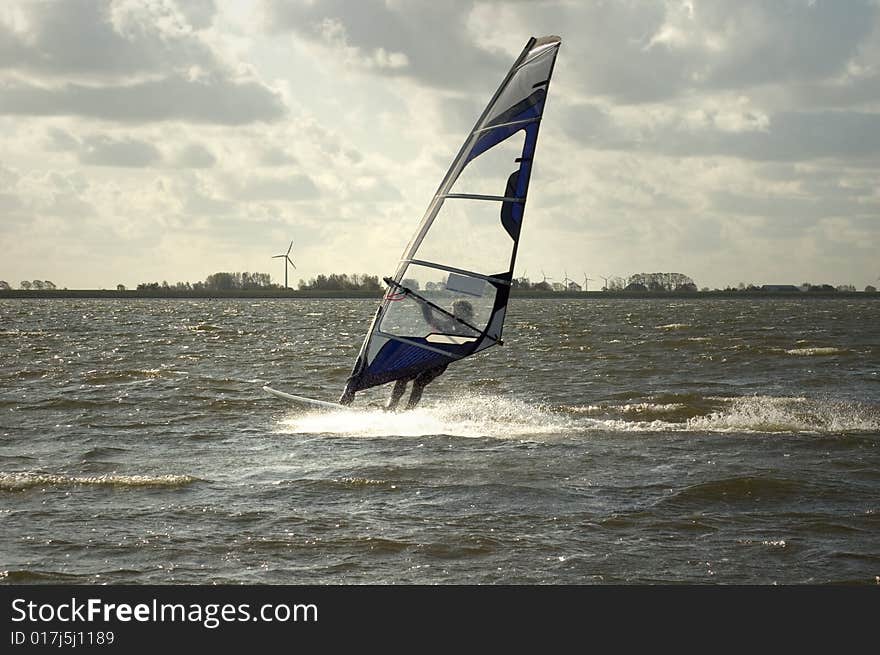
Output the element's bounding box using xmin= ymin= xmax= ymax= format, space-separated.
xmin=449 ymin=131 xmax=526 ymax=198
xmin=413 ymin=198 xmax=518 ymax=276
xmin=484 ymin=49 xmax=557 ymax=127
xmin=378 ymin=262 xmax=498 ymax=342
xmin=445 ymin=272 xmax=486 ymax=297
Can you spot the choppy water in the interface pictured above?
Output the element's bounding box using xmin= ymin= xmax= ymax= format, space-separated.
xmin=1 ymin=298 xmax=878 ymax=584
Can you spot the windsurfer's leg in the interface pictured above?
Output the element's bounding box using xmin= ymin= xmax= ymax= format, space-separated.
xmin=405 ymin=368 xmax=438 ymax=410
xmin=338 ymin=385 xmax=355 ymax=406
xmin=405 ymin=379 xmax=426 ymax=410
xmin=403 ymin=365 xmax=447 ymax=410
xmin=386 ymin=379 xmax=407 ymax=411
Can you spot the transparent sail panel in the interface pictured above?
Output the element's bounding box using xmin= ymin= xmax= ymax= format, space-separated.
xmin=483 ymin=48 xmax=556 ymax=126
xmin=379 ymin=262 xmax=498 ymax=342
xmin=448 ymin=131 xmax=525 ymax=197
xmin=409 ymin=198 xmax=516 ymax=276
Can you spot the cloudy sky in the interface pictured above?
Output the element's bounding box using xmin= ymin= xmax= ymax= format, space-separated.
xmin=2 ymin=0 xmax=879 ymax=290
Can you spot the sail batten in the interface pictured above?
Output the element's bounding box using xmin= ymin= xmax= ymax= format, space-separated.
xmin=443 ymin=193 xmax=524 ymax=202
xmin=404 ymin=259 xmax=512 ymax=286
xmin=341 ymin=36 xmax=561 ymax=396
xmin=474 ymin=117 xmax=540 ymax=134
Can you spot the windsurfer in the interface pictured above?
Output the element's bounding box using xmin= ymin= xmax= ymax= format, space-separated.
xmin=385 ymin=299 xmax=475 ymax=411
xmin=338 ymin=298 xmax=475 ymax=409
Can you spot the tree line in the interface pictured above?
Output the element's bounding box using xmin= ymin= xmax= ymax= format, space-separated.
xmin=1 ymin=280 xmax=57 ymax=290
xmin=297 ymin=273 xmax=383 ymax=291
xmin=511 ymin=272 xmax=698 ymax=292
xmin=3 ymin=272 xmax=873 ymax=294
xmin=136 ymin=271 xmax=385 ymax=292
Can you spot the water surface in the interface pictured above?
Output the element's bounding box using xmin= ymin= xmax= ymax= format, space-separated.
xmin=1 ymin=298 xmax=877 ymax=584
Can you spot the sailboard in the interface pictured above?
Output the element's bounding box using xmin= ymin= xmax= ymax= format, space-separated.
xmin=262 ymin=385 xmax=351 ymax=410
xmin=336 ymin=35 xmax=563 ymax=404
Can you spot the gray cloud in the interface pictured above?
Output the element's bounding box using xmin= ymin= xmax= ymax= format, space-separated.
xmin=0 ymin=163 xmax=21 ymax=188
xmin=0 ymin=0 xmax=217 ymax=78
xmin=558 ymin=1 xmax=690 ymax=104
xmin=238 ymin=174 xmax=320 ymax=202
xmin=174 ymin=143 xmax=216 ymax=168
xmin=259 ymin=147 xmax=297 ymax=167
xmin=175 ymin=0 xmax=218 ymax=30
xmin=564 ymin=104 xmax=880 ymax=161
xmin=0 ymin=192 xmax=23 ymax=212
xmin=182 ymin=191 xmax=233 ymax=217
xmin=711 ymin=189 xmax=879 ymax=224
xmin=45 ymin=127 xmax=81 ymax=151
xmin=261 ymin=0 xmax=506 ymax=89
xmin=514 ymin=0 xmax=878 ymax=105
xmin=696 ymin=0 xmax=875 ymax=90
xmin=0 ymin=74 xmax=286 ymax=124
xmin=78 ymin=135 xmax=161 ymax=167
xmin=668 ymin=111 xmax=880 ymax=161
xmin=1 ymin=1 xmax=285 ymax=126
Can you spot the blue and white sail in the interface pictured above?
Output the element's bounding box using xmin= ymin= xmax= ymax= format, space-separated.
xmin=342 ymin=36 xmax=562 ymax=396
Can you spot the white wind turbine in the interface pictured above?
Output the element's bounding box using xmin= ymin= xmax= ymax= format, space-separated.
xmin=583 ymin=273 xmax=594 ymax=292
xmin=272 ymin=241 xmax=296 ymax=289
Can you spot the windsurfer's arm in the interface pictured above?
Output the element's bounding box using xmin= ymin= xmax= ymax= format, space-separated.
xmin=419 ymin=301 xmax=434 ymax=324
xmin=420 ymin=302 xmax=453 ymax=333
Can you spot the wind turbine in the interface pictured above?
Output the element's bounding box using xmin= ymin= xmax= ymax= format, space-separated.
xmin=600 ymin=275 xmax=609 ymax=291
xmin=583 ymin=273 xmax=594 ymax=292
xmin=272 ymin=240 xmax=296 ymax=289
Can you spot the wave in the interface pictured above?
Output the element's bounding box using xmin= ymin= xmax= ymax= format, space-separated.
xmin=0 ymin=569 xmax=90 ymax=583
xmin=564 ymin=395 xmax=879 ymax=435
xmin=566 ymin=402 xmax=690 ymax=421
xmin=185 ymin=322 xmax=223 ymax=332
xmin=0 ymin=472 xmax=201 ymax=492
xmin=662 ymin=476 xmax=805 ymax=506
xmin=686 ymin=396 xmax=880 ymax=433
xmin=785 ymin=347 xmax=847 ymax=356
xmin=276 ymin=477 xmax=399 ymax=491
xmin=81 ymin=447 xmax=129 ymax=461
xmin=82 ymin=368 xmax=186 ymax=384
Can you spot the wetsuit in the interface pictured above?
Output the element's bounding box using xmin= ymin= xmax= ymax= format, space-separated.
xmin=385 ymin=301 xmax=465 ymax=410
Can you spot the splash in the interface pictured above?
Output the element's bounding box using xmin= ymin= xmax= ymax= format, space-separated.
xmin=273 ymin=393 xmax=878 ymax=438
xmin=275 ymin=394 xmax=575 ymax=440
xmin=0 ymin=472 xmax=200 ymax=492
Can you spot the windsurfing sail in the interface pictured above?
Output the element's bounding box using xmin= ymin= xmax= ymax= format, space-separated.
xmin=341 ymin=35 xmax=562 ymax=398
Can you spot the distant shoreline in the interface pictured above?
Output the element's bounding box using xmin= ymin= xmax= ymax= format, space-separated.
xmin=1 ymin=289 xmax=876 ymax=300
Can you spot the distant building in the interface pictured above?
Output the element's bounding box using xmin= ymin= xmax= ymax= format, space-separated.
xmin=761 ymin=285 xmax=801 ymax=293
xmin=866 ymin=285 xmax=877 ymax=293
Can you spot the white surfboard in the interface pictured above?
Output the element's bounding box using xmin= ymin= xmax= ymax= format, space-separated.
xmin=262 ymin=385 xmax=349 ymax=410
